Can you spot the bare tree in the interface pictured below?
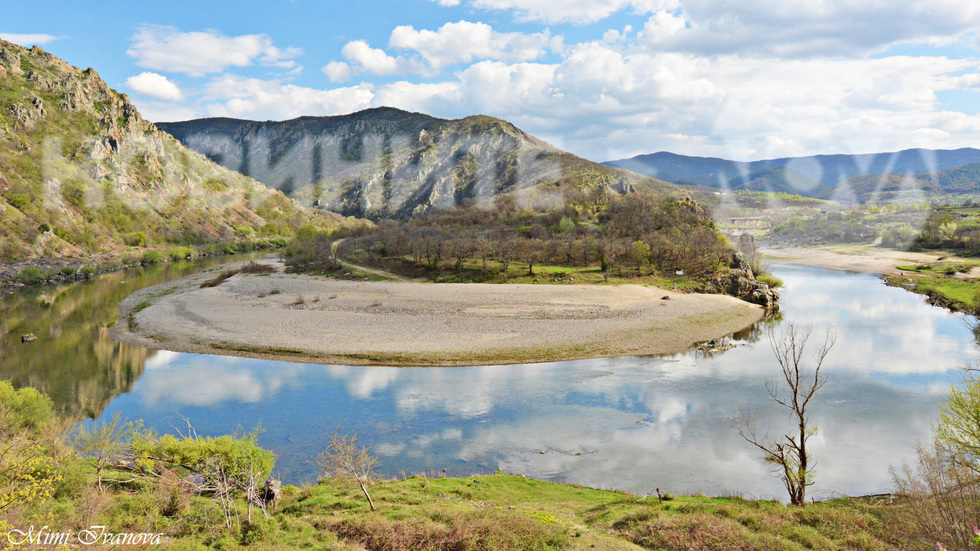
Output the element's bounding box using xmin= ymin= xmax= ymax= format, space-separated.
xmin=735 ymin=324 xmax=835 ymax=506
xmin=317 ymin=431 xmax=379 ymax=511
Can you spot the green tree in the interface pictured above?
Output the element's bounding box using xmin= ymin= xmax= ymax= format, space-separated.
xmin=937 ymin=375 xmax=980 ymax=472
xmin=0 ymin=381 xmax=61 ymax=514
xmin=630 ymin=240 xmax=651 ymax=275
xmin=71 ymin=412 xmax=142 ymax=492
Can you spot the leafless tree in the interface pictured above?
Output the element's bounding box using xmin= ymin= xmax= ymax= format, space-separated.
xmin=317 ymin=430 xmax=379 ymax=511
xmin=735 ymin=324 xmax=836 ymax=506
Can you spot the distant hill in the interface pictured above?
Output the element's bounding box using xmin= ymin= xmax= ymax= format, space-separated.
xmin=727 ymin=167 xmax=832 ymax=197
xmin=159 ymin=109 xmax=673 ymax=220
xmin=606 ymin=149 xmax=980 ymax=200
xmin=0 ymin=39 xmax=328 ymax=261
xmin=846 ymin=162 xmax=980 ymax=201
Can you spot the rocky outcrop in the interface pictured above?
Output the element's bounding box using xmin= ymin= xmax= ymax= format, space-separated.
xmin=9 ymin=94 xmax=45 ymax=128
xmin=708 ymin=252 xmax=780 ymax=309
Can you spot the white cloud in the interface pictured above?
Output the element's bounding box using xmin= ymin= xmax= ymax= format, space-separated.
xmin=322 ymin=61 xmax=353 ymax=82
xmin=340 ymin=40 xmax=423 ymax=76
xmin=127 ymin=25 xmax=302 ymax=77
xmin=388 ymin=20 xmax=557 ymax=69
xmin=349 ymin=38 xmax=980 ymax=161
xmin=200 ymin=75 xmax=374 ymax=120
xmin=636 ymin=0 xmax=980 ymax=57
xmin=125 ymin=72 xmax=186 ymax=101
xmin=0 ymin=33 xmax=60 ymax=46
xmin=466 ymin=0 xmax=678 ymax=24
xmin=373 ymin=81 xmax=461 ymax=112
xmin=138 ymin=101 xmax=201 ymax=123
xmin=324 ymin=21 xmax=557 ymax=80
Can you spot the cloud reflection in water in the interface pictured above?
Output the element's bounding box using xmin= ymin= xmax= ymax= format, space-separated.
xmin=98 ymin=263 xmax=978 ymax=498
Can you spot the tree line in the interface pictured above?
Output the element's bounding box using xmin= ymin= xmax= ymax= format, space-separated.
xmin=288 ymin=190 xmax=733 ymax=281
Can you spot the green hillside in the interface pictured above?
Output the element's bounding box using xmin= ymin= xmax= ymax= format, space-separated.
xmin=0 ymin=39 xmax=336 ymax=263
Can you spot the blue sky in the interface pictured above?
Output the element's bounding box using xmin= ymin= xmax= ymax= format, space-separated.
xmin=5 ymin=0 xmax=980 ymax=162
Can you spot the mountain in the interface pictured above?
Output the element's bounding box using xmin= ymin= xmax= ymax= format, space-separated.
xmin=158 ymin=109 xmax=672 ymax=220
xmin=605 ymin=149 xmax=980 ymax=199
xmin=846 ymin=162 xmax=980 ymax=201
xmin=0 ymin=39 xmax=328 ymax=261
xmin=727 ymin=167 xmax=831 ymax=197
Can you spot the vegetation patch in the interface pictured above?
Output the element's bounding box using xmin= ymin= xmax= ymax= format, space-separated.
xmin=200 ymin=261 xmax=275 ymax=288
xmin=288 ymin=193 xmax=740 ymax=293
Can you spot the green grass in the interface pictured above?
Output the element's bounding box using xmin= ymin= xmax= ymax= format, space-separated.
xmin=338 ymin=255 xmax=704 ymax=291
xmin=897 ymin=260 xmax=979 ymax=276
xmin=104 ymin=473 xmax=899 ymax=550
xmin=886 ymin=275 xmax=978 ymax=310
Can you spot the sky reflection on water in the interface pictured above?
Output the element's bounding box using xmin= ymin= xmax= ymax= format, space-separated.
xmin=95 ymin=263 xmax=979 ymax=499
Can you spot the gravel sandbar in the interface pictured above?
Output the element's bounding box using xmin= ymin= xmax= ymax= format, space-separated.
xmin=112 ymin=261 xmax=765 ymax=366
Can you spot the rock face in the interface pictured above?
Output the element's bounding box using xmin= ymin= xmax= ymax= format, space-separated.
xmin=159 ymin=109 xmax=669 ymax=220
xmin=709 ymin=252 xmax=780 ymax=309
xmin=0 ymin=39 xmax=325 ymax=261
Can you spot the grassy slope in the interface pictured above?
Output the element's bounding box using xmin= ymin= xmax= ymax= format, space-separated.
xmin=0 ymin=40 xmax=339 ymax=263
xmin=59 ymin=471 xmax=907 ymax=550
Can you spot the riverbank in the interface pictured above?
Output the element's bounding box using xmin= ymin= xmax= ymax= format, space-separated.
xmin=763 ymin=244 xmax=980 ymax=314
xmin=760 ymin=244 xmax=944 ymax=275
xmin=0 ymin=240 xmax=287 ymax=290
xmin=112 ymin=259 xmax=766 ymax=367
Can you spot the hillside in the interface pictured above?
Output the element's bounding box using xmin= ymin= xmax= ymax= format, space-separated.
xmin=847 ymin=162 xmax=980 ymax=201
xmin=0 ymin=39 xmax=331 ymax=262
xmin=727 ymin=167 xmax=831 ymax=197
xmin=159 ymin=109 xmax=673 ymax=220
xmin=606 ymin=148 xmax=980 ymax=200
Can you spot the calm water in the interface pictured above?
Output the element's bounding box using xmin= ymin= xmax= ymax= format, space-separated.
xmin=4 ymin=261 xmax=978 ymax=500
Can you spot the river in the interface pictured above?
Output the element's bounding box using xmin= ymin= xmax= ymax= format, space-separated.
xmin=3 ymin=260 xmax=977 ymax=500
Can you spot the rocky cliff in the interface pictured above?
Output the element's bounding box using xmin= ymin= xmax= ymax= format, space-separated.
xmin=159 ymin=109 xmax=673 ymax=220
xmin=0 ymin=39 xmax=329 ymax=261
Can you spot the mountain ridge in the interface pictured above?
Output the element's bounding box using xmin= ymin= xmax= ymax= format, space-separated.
xmin=606 ymin=148 xmax=980 ymax=200
xmin=159 ymin=108 xmax=673 ymax=220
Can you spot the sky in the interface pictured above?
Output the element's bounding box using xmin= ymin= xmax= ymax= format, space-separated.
xmin=4 ymin=0 xmax=980 ymax=162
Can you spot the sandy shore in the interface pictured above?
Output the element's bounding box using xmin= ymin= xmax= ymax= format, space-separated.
xmin=761 ymin=245 xmax=946 ymax=275
xmin=112 ymin=260 xmax=765 ymax=367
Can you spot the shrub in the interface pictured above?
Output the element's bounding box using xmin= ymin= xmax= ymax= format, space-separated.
xmin=200 ymin=270 xmax=237 ymax=288
xmin=7 ymin=193 xmax=31 ymax=211
xmin=60 ymin=267 xmax=76 ymax=276
xmin=756 ymin=273 xmax=784 ymax=288
xmin=166 ymin=246 xmax=194 ymax=262
xmin=141 ymin=250 xmax=164 ymax=264
xmin=16 ymin=266 xmax=52 ymax=284
xmin=0 ymin=381 xmax=54 ymax=430
xmin=200 ymin=262 xmax=274 ymax=288
xmin=124 ymin=231 xmax=147 ymax=247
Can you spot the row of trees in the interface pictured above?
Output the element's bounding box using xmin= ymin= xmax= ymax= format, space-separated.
xmin=914 ymin=210 xmax=980 ymax=256
xmin=290 ymin=191 xmax=733 ymax=280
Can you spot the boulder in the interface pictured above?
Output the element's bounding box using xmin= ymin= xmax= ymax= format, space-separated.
xmin=21 ymin=333 xmax=37 ymax=344
xmin=706 ymin=252 xmax=780 ymax=309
